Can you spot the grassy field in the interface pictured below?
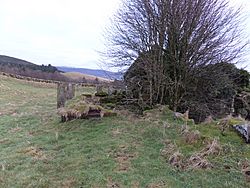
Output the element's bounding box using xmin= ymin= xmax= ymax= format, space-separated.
xmin=0 ymin=75 xmax=249 ymax=188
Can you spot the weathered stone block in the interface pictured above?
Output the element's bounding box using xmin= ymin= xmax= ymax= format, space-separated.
xmin=233 ymin=124 xmax=250 ymax=143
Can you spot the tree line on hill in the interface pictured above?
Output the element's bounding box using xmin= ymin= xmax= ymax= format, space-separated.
xmin=0 ymin=61 xmax=70 ymax=82
xmin=0 ymin=55 xmax=72 ymax=81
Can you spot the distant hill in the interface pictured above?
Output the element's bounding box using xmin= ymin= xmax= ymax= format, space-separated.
xmin=0 ymin=55 xmax=58 ymax=73
xmin=0 ymin=55 xmax=123 ymax=82
xmin=0 ymin=55 xmax=68 ymax=81
xmin=57 ymin=66 xmax=123 ymax=80
xmin=0 ymin=55 xmax=34 ymax=66
xmin=62 ymin=72 xmax=111 ymax=83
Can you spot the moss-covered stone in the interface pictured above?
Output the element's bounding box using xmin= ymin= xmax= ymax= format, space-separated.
xmin=81 ymin=93 xmax=92 ymax=98
xmin=58 ymin=94 xmax=117 ymax=122
xmin=95 ymin=91 xmax=108 ymax=97
xmin=103 ymin=110 xmax=117 ymax=117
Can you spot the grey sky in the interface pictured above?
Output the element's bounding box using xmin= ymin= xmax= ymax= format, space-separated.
xmin=0 ymin=0 xmax=249 ymax=71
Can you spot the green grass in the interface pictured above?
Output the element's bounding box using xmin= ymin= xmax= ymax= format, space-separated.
xmin=0 ymin=75 xmax=249 ymax=187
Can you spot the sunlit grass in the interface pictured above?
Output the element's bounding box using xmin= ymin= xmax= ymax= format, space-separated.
xmin=0 ymin=75 xmax=249 ymax=187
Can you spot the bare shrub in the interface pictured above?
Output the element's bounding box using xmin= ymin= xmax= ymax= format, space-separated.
xmin=199 ymin=138 xmax=222 ymax=157
xmin=105 ymin=0 xmax=247 ymax=117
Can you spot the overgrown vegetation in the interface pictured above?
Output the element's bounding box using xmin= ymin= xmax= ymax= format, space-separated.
xmin=105 ymin=0 xmax=249 ymax=122
xmin=0 ymin=75 xmax=249 ymax=187
xmin=179 ymin=63 xmax=250 ymax=122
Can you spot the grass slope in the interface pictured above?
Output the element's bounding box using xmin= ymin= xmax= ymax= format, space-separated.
xmin=0 ymin=55 xmax=58 ymax=73
xmin=62 ymin=72 xmax=111 ymax=82
xmin=0 ymin=75 xmax=249 ymax=187
xmin=57 ymin=66 xmax=122 ymax=80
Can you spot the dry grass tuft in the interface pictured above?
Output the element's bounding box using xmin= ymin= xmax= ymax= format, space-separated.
xmin=107 ymin=177 xmax=121 ymax=188
xmin=131 ymin=181 xmax=140 ymax=188
xmin=9 ymin=127 xmax=22 ymax=133
xmin=23 ymin=146 xmax=47 ymax=160
xmin=160 ymin=139 xmax=177 ymax=158
xmin=112 ymin=145 xmax=137 ymax=172
xmin=217 ymin=116 xmax=232 ymax=135
xmin=161 ymin=138 xmax=222 ymax=170
xmin=161 ymin=140 xmax=185 ymax=169
xmin=1 ymin=163 xmax=6 ymax=171
xmin=182 ymin=130 xmax=201 ymax=144
xmin=239 ymin=159 xmax=250 ymax=182
xmin=203 ymin=115 xmax=214 ymax=124
xmin=61 ymin=177 xmax=76 ymax=188
xmin=182 ymin=138 xmax=221 ymax=170
xmin=143 ymin=106 xmax=165 ymax=121
xmin=111 ymin=128 xmax=122 ymax=137
xmin=187 ymin=155 xmax=213 ymax=169
xmin=199 ymin=138 xmax=222 ymax=157
xmin=0 ymin=138 xmax=9 ymax=144
xmin=146 ymin=181 xmax=167 ymax=188
xmin=168 ymin=151 xmax=184 ymax=169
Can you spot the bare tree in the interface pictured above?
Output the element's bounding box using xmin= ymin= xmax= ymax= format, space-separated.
xmin=105 ymin=0 xmax=247 ymax=111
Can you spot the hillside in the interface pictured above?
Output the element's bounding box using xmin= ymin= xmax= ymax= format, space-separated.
xmin=62 ymin=72 xmax=111 ymax=83
xmin=0 ymin=55 xmax=58 ymax=72
xmin=0 ymin=55 xmax=121 ymax=82
xmin=0 ymin=55 xmax=34 ymax=66
xmin=57 ymin=66 xmax=122 ymax=80
xmin=0 ymin=55 xmax=68 ymax=81
xmin=0 ymin=74 xmax=249 ymax=187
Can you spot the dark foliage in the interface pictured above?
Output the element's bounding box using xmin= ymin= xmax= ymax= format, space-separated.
xmin=0 ymin=55 xmax=70 ymax=81
xmin=107 ymin=0 xmax=248 ymax=122
xmin=178 ymin=63 xmax=250 ymax=122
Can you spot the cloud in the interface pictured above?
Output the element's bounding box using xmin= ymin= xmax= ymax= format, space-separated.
xmin=0 ymin=0 xmax=120 ymax=68
xmin=0 ymin=0 xmax=249 ymax=71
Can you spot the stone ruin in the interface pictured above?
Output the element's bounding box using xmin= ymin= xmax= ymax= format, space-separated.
xmin=233 ymin=124 xmax=250 ymax=143
xmin=96 ymin=85 xmax=103 ymax=94
xmin=57 ymin=83 xmax=75 ymax=108
xmin=57 ymin=84 xmax=117 ymax=122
